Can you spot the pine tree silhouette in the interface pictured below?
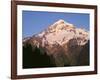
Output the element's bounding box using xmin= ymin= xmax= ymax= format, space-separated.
xmin=23 ymin=43 xmax=56 ymax=68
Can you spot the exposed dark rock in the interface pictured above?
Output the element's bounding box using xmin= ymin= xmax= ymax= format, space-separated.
xmin=77 ymin=40 xmax=89 ymax=66
xmin=23 ymin=40 xmax=89 ymax=68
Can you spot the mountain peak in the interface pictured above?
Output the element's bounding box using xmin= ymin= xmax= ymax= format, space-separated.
xmin=49 ymin=19 xmax=74 ymax=30
xmin=35 ymin=19 xmax=89 ymax=46
xmin=55 ymin=19 xmax=65 ymax=24
xmin=23 ymin=19 xmax=89 ymax=67
xmin=55 ymin=19 xmax=72 ymax=25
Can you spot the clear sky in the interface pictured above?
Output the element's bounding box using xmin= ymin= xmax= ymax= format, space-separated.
xmin=22 ymin=11 xmax=89 ymax=38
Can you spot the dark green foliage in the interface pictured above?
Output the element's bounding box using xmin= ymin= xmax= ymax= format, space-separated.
xmin=23 ymin=43 xmax=56 ymax=68
xmin=23 ymin=40 xmax=89 ymax=68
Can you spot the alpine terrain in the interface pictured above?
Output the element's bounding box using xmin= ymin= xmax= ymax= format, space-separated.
xmin=23 ymin=19 xmax=89 ymax=68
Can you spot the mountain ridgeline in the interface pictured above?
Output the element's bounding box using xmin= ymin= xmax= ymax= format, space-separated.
xmin=23 ymin=19 xmax=89 ymax=68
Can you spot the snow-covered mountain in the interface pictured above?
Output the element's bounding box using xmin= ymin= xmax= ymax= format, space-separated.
xmin=23 ymin=19 xmax=89 ymax=68
xmin=37 ymin=19 xmax=88 ymax=45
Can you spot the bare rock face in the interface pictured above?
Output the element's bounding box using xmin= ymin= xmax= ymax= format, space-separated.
xmin=23 ymin=19 xmax=89 ymax=68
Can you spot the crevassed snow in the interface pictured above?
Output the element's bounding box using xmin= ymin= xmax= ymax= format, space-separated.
xmin=36 ymin=19 xmax=89 ymax=46
xmin=45 ymin=30 xmax=75 ymax=45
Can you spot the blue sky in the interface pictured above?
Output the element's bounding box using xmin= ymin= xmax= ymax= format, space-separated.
xmin=22 ymin=11 xmax=89 ymax=38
